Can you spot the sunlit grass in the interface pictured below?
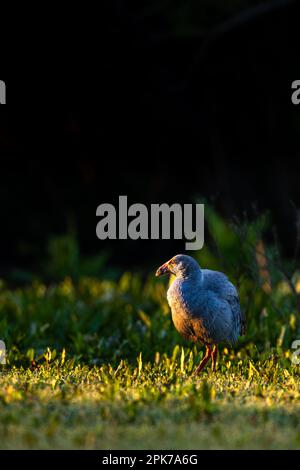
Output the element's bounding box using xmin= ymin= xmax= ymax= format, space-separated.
xmin=1 ymin=210 xmax=300 ymax=448
xmin=0 ymin=354 xmax=299 ymax=449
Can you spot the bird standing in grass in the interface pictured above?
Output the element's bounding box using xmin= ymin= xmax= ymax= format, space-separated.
xmin=156 ymin=254 xmax=245 ymax=375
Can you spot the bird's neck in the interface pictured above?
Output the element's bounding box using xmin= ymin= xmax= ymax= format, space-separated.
xmin=177 ymin=269 xmax=203 ymax=283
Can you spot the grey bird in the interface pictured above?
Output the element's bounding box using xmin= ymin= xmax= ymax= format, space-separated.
xmin=156 ymin=254 xmax=246 ymax=375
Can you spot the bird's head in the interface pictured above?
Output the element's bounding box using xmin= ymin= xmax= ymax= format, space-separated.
xmin=155 ymin=254 xmax=201 ymax=280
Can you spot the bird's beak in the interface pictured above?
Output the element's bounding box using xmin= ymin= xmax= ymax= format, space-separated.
xmin=155 ymin=262 xmax=171 ymax=277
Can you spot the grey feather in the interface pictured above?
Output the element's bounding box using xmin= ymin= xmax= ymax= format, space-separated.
xmin=161 ymin=254 xmax=245 ymax=346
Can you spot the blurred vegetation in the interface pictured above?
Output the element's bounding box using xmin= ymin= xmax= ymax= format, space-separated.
xmin=115 ymin=0 xmax=279 ymax=36
xmin=0 ymin=208 xmax=300 ymax=449
xmin=1 ymin=207 xmax=299 ymax=366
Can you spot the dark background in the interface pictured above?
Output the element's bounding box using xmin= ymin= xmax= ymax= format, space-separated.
xmin=1 ymin=0 xmax=300 ymax=277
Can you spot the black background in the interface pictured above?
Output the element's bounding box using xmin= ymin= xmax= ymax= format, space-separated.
xmin=1 ymin=0 xmax=300 ymax=276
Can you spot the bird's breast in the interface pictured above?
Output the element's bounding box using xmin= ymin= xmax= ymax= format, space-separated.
xmin=167 ymin=280 xmax=205 ymax=342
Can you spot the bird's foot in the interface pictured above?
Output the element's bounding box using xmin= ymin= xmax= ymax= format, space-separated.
xmin=211 ymin=345 xmax=218 ymax=373
xmin=193 ymin=365 xmax=205 ymax=377
xmin=193 ymin=345 xmax=212 ymax=376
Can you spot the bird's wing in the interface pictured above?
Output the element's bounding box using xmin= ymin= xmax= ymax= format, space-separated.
xmin=226 ymin=287 xmax=246 ymax=338
xmin=190 ymin=294 xmax=234 ymax=345
xmin=202 ymin=270 xmax=246 ymax=340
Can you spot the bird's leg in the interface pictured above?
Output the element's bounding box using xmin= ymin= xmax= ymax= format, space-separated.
xmin=194 ymin=345 xmax=212 ymax=376
xmin=211 ymin=345 xmax=218 ymax=372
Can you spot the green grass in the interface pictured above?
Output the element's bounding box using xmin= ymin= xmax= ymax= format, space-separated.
xmin=1 ymin=210 xmax=300 ymax=449
xmin=1 ymin=355 xmax=300 ymax=449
